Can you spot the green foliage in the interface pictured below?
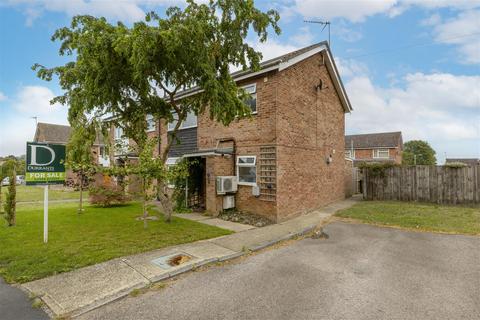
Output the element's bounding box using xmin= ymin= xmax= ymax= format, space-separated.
xmin=89 ymin=184 xmax=130 ymax=207
xmin=3 ymin=162 xmax=16 ymax=226
xmin=443 ymin=162 xmax=468 ymax=168
xmin=358 ymin=162 xmax=398 ymax=178
xmin=402 ymin=140 xmax=436 ymax=165
xmin=171 ymin=158 xmax=199 ymax=212
xmin=336 ymin=201 xmax=480 ymax=235
xmin=0 ymin=202 xmax=232 ymax=283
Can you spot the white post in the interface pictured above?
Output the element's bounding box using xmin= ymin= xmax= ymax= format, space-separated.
xmin=44 ymin=185 xmax=48 ymax=243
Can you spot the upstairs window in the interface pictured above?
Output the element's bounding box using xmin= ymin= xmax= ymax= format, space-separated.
xmin=241 ymin=84 xmax=257 ymax=114
xmin=167 ymin=111 xmax=197 ymax=131
xmin=373 ymin=149 xmax=389 ymax=159
xmin=114 ymin=126 xmax=124 ymax=140
xmin=146 ymin=115 xmax=156 ymax=132
xmin=237 ymin=156 xmax=256 ymax=186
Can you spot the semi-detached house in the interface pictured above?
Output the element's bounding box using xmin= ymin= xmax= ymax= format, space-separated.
xmin=116 ymin=42 xmax=353 ymax=222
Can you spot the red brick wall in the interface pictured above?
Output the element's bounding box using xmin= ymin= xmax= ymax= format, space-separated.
xmin=275 ymin=52 xmax=346 ymax=221
xmin=351 ymin=147 xmax=402 ymax=164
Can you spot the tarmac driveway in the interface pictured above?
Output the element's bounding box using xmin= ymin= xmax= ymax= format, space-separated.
xmin=81 ymin=221 xmax=480 ymax=320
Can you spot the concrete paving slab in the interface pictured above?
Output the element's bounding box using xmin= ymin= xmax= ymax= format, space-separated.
xmin=199 ymin=218 xmax=256 ymax=232
xmin=209 ymin=223 xmax=297 ymax=252
xmin=22 ymin=259 xmax=150 ymax=316
xmin=123 ymin=241 xmax=237 ymax=282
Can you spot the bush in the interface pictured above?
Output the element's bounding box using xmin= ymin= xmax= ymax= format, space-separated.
xmin=443 ymin=162 xmax=468 ymax=168
xmin=358 ymin=162 xmax=399 ymax=178
xmin=89 ymin=185 xmax=130 ymax=207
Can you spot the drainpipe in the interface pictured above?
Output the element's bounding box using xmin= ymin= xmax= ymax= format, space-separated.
xmin=217 ymin=137 xmax=236 ymax=210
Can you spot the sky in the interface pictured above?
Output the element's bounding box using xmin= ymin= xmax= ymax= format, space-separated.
xmin=0 ymin=0 xmax=479 ymax=163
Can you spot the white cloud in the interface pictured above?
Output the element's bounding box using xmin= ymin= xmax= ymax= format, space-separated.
xmin=292 ymin=0 xmax=480 ymax=23
xmin=251 ymin=40 xmax=299 ymax=62
xmin=0 ymin=91 xmax=7 ymax=101
xmin=295 ymin=0 xmax=398 ymax=23
xmin=290 ymin=26 xmax=314 ymax=46
xmin=335 ymin=57 xmax=369 ymax=79
xmin=429 ymin=10 xmax=480 ymax=64
xmin=5 ymin=0 xmax=187 ymax=24
xmin=345 ymin=72 xmax=480 ymax=160
xmin=0 ymin=86 xmax=68 ymax=156
xmin=13 ymin=85 xmax=64 ymax=114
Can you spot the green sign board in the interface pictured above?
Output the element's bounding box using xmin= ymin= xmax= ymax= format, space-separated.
xmin=26 ymin=142 xmax=66 ymax=185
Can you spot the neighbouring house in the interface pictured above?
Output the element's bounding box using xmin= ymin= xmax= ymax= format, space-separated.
xmin=445 ymin=158 xmax=480 ymax=166
xmin=33 ymin=122 xmax=109 ymax=185
xmin=112 ymin=42 xmax=353 ymax=222
xmin=345 ymin=131 xmax=403 ymax=166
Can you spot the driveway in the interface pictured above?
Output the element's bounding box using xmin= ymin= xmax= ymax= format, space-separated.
xmin=0 ymin=278 xmax=48 ymax=320
xmin=80 ymin=222 xmax=480 ymax=320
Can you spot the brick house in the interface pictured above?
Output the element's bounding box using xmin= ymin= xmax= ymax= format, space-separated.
xmin=33 ymin=122 xmax=109 ymax=184
xmin=113 ymin=42 xmax=353 ymax=222
xmin=345 ymin=131 xmax=403 ymax=166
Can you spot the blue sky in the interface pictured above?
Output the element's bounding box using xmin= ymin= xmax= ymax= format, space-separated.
xmin=0 ymin=0 xmax=479 ymax=163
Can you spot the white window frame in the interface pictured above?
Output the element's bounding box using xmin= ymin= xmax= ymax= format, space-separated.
xmin=167 ymin=111 xmax=197 ymax=132
xmin=236 ymin=155 xmax=257 ymax=186
xmin=114 ymin=126 xmax=124 ymax=140
xmin=241 ymin=83 xmax=257 ymax=114
xmin=345 ymin=149 xmax=355 ymax=159
xmin=166 ymin=157 xmax=180 ymax=188
xmin=146 ymin=114 xmax=156 ymax=132
xmin=373 ymin=148 xmax=390 ymax=159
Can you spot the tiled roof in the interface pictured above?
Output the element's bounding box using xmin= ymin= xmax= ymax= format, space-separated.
xmin=34 ymin=122 xmax=104 ymax=145
xmin=345 ymin=132 xmax=403 ymax=149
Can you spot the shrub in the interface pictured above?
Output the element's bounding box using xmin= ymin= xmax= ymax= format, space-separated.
xmin=358 ymin=162 xmax=399 ymax=178
xmin=443 ymin=162 xmax=468 ymax=168
xmin=3 ymin=168 xmax=16 ymax=226
xmin=89 ymin=185 xmax=130 ymax=207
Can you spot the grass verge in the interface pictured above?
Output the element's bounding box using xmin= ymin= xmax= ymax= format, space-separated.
xmin=0 ymin=202 xmax=232 ymax=283
xmin=336 ymin=200 xmax=480 ymax=235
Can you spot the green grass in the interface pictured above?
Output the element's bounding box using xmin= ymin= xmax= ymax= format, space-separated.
xmin=1 ymin=185 xmax=88 ymax=202
xmin=336 ymin=201 xmax=480 ymax=235
xmin=0 ymin=202 xmax=232 ymax=283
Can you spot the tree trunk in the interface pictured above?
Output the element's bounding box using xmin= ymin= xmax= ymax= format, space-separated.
xmin=157 ymin=180 xmax=174 ymax=223
xmin=78 ymin=170 xmax=83 ymax=214
xmin=142 ymin=178 xmax=148 ymax=229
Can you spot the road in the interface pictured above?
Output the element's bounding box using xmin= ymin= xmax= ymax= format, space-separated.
xmin=80 ymin=221 xmax=480 ymax=320
xmin=0 ymin=278 xmax=48 ymax=320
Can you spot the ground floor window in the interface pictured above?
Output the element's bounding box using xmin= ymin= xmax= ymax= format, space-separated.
xmin=237 ymin=155 xmax=256 ymax=185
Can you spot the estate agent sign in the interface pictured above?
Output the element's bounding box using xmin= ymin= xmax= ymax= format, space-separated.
xmin=26 ymin=142 xmax=66 ymax=243
xmin=26 ymin=142 xmax=66 ymax=185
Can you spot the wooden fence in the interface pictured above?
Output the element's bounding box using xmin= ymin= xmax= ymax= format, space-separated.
xmin=363 ymin=165 xmax=480 ymax=205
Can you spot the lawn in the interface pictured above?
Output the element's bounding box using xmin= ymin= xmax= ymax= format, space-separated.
xmin=1 ymin=185 xmax=87 ymax=202
xmin=336 ymin=201 xmax=480 ymax=235
xmin=0 ymin=202 xmax=232 ymax=283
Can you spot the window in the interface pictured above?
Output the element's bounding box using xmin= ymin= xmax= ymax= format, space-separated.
xmin=241 ymin=84 xmax=257 ymax=114
xmin=166 ymin=157 xmax=180 ymax=188
xmin=146 ymin=115 xmax=156 ymax=132
xmin=373 ymin=149 xmax=390 ymax=159
xmin=167 ymin=111 xmax=197 ymax=131
xmin=345 ymin=149 xmax=355 ymax=159
xmin=236 ymin=156 xmax=256 ymax=185
xmin=114 ymin=126 xmax=124 ymax=140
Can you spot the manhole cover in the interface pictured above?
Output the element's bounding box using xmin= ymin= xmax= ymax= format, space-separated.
xmin=151 ymin=252 xmax=194 ymax=270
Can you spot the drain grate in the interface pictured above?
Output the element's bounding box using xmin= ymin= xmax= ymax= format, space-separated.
xmin=151 ymin=252 xmax=194 ymax=270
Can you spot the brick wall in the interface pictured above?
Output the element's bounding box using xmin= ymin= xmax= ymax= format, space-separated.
xmin=275 ymin=53 xmax=346 ymax=221
xmin=351 ymin=147 xmax=402 ymax=164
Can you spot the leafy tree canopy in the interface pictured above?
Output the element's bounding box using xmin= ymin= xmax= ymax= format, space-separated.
xmin=402 ymin=140 xmax=437 ymax=165
xmin=33 ymin=0 xmax=280 ymax=161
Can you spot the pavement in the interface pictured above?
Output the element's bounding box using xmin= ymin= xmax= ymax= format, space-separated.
xmin=22 ymin=198 xmax=357 ymax=318
xmin=79 ymin=221 xmax=480 ymax=320
xmin=0 ymin=278 xmax=48 ymax=320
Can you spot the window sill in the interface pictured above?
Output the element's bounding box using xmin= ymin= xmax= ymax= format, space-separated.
xmin=238 ymin=182 xmax=257 ymax=187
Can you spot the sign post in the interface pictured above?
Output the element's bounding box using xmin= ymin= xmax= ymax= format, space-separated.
xmin=26 ymin=142 xmax=66 ymax=243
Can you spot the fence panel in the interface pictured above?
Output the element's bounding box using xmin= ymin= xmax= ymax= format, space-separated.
xmin=364 ymin=165 xmax=480 ymax=205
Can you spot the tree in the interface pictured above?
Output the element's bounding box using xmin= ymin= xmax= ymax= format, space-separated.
xmin=66 ymin=118 xmax=97 ymax=213
xmin=3 ymin=160 xmax=17 ymax=226
xmin=0 ymin=159 xmax=15 ymax=215
xmin=33 ymin=0 xmax=280 ymax=222
xmin=402 ymin=140 xmax=436 ymax=165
